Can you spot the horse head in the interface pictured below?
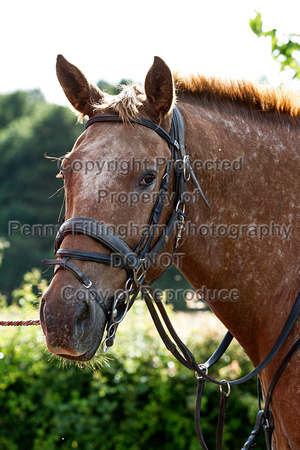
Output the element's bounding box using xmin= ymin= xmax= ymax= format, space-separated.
xmin=40 ymin=55 xmax=180 ymax=360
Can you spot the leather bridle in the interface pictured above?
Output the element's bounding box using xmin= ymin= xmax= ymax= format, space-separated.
xmin=42 ymin=107 xmax=299 ymax=449
xmin=42 ymin=107 xmax=209 ymax=351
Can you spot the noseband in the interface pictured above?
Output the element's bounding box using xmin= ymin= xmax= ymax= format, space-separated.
xmin=42 ymin=107 xmax=210 ymax=350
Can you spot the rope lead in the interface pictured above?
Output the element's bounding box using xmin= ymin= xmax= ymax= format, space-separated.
xmin=0 ymin=320 xmax=40 ymax=326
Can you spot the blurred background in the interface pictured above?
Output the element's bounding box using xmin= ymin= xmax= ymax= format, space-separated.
xmin=0 ymin=1 xmax=299 ymax=448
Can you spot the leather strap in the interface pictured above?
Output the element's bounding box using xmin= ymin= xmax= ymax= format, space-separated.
xmin=263 ymin=337 xmax=300 ymax=412
xmin=142 ymin=286 xmax=299 ymax=449
xmin=42 ymin=256 xmax=109 ymax=318
xmin=204 ymin=331 xmax=234 ymax=369
xmin=242 ymin=410 xmax=265 ymax=449
xmin=56 ymin=249 xmax=129 ymax=269
xmin=85 ymin=114 xmax=178 ymax=149
xmin=242 ymin=338 xmax=299 ymax=449
xmin=171 ymin=107 xmax=211 ymax=209
xmin=54 ymin=217 xmax=141 ymax=270
xmin=141 ymin=287 xmax=300 ymax=387
xmin=216 ymin=391 xmax=227 ymax=450
xmin=195 ymin=378 xmax=209 ymax=450
xmin=143 ymin=209 xmax=183 ymax=269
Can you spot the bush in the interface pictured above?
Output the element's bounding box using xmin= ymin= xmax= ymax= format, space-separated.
xmin=0 ymin=280 xmax=266 ymax=449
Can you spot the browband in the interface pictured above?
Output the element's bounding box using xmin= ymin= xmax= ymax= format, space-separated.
xmin=85 ymin=114 xmax=178 ymax=149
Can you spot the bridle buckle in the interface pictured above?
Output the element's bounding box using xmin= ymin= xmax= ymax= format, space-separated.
xmin=83 ymin=278 xmax=93 ymax=289
xmin=183 ymin=155 xmax=191 ymax=181
xmin=133 ymin=258 xmax=147 ymax=286
xmin=175 ymin=204 xmax=186 ymax=250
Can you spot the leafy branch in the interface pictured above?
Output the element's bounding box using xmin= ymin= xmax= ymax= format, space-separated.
xmin=249 ymin=11 xmax=300 ymax=79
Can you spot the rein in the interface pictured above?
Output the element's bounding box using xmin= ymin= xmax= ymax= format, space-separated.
xmin=33 ymin=107 xmax=299 ymax=448
xmin=143 ymin=286 xmax=300 ymax=449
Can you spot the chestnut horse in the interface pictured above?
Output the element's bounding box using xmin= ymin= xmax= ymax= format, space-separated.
xmin=40 ymin=55 xmax=299 ymax=449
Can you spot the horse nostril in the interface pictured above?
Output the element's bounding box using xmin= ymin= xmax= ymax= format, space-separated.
xmin=74 ymin=301 xmax=91 ymax=339
xmin=77 ymin=301 xmax=90 ymax=323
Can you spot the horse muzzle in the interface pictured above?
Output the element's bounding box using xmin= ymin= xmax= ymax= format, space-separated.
xmin=40 ymin=284 xmax=108 ymax=361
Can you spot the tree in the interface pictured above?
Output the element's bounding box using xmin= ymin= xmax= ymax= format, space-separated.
xmin=249 ymin=12 xmax=300 ymax=80
xmin=0 ymin=90 xmax=82 ymax=299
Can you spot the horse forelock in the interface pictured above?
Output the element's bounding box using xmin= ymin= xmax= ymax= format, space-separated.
xmin=92 ymin=83 xmax=146 ymax=122
xmin=173 ymin=72 xmax=300 ymax=121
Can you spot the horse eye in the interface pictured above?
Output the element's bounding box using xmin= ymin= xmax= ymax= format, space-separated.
xmin=140 ymin=173 xmax=156 ymax=186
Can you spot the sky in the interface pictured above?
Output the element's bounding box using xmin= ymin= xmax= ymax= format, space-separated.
xmin=1 ymin=0 xmax=300 ymax=106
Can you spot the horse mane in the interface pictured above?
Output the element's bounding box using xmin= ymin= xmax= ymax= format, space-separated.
xmin=93 ymin=72 xmax=300 ymax=123
xmin=173 ymin=72 xmax=300 ymax=120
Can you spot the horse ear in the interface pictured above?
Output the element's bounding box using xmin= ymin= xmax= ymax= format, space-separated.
xmin=56 ymin=55 xmax=105 ymax=118
xmin=144 ymin=56 xmax=175 ymax=120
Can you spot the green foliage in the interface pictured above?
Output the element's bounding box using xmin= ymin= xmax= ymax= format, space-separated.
xmin=250 ymin=12 xmax=300 ymax=79
xmin=97 ymin=80 xmax=120 ymax=95
xmin=0 ymin=90 xmax=45 ymax=129
xmin=0 ymin=238 xmax=10 ymax=266
xmin=11 ymin=268 xmax=47 ymax=308
xmin=0 ymin=271 xmax=266 ymax=449
xmin=97 ymin=79 xmax=133 ymax=96
xmin=0 ymin=90 xmax=82 ymax=299
xmin=154 ymin=265 xmax=198 ymax=311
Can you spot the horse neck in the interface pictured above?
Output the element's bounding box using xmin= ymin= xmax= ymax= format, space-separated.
xmin=176 ymin=100 xmax=299 ymax=366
